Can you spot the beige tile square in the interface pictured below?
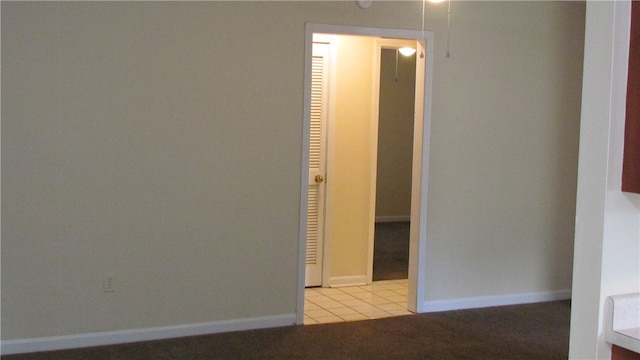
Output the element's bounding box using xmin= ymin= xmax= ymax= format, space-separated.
xmin=328 ymin=307 xmax=360 ymax=316
xmin=313 ymin=299 xmax=345 ymax=309
xmin=375 ymin=303 xmax=406 ymax=311
xmin=371 ymin=284 xmax=390 ymax=291
xmin=315 ymin=288 xmax=344 ymax=296
xmin=304 ymin=316 xmax=318 ymax=325
xmin=387 ymin=295 xmax=407 ymax=303
xmin=339 ymin=299 xmax=370 ymax=307
xmin=357 ymin=285 xmax=375 ymax=292
xmin=372 ymin=290 xmax=399 ymax=298
xmin=306 ymin=309 xmax=334 ymax=318
xmin=351 ymin=292 xmax=376 ymax=299
xmin=392 ymin=288 xmax=408 ymax=295
xmin=360 ymin=296 xmax=392 ymax=305
xmin=304 ymin=302 xmax=321 ymax=311
xmin=367 ymin=311 xmax=393 ymax=319
xmin=306 ymin=294 xmax=332 ymax=303
xmin=380 ymin=283 xmax=406 ymax=290
xmin=313 ymin=315 xmax=344 ymax=324
xmin=387 ymin=309 xmax=413 ymax=316
xmin=352 ymin=304 xmax=382 ymax=314
xmin=327 ymin=293 xmax=357 ymax=301
xmin=339 ymin=286 xmax=368 ymax=294
xmin=339 ymin=313 xmax=369 ymax=321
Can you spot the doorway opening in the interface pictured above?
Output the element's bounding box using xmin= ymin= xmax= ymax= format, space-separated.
xmin=372 ymin=44 xmax=417 ymax=284
xmin=297 ymin=24 xmax=434 ymax=325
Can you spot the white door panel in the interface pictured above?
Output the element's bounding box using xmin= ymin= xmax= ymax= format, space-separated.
xmin=306 ymin=42 xmax=329 ymax=287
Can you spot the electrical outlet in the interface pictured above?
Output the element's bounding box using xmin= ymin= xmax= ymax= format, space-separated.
xmin=103 ymin=273 xmax=115 ymax=293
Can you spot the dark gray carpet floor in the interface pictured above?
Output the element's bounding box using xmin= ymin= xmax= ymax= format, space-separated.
xmin=373 ymin=221 xmax=409 ymax=281
xmin=3 ymin=300 xmax=570 ymax=360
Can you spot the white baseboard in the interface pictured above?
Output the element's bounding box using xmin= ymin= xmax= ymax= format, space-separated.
xmin=375 ymin=215 xmax=410 ymax=223
xmin=328 ymin=275 xmax=368 ymax=287
xmin=1 ymin=313 xmax=297 ymax=356
xmin=422 ymin=289 xmax=572 ymax=313
xmin=1 ymin=290 xmax=572 ymax=355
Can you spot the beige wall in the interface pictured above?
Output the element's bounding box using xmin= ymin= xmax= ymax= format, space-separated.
xmin=1 ymin=1 xmax=585 ymax=346
xmin=325 ymin=36 xmax=376 ymax=278
xmin=324 ymin=35 xmax=377 ymax=281
xmin=375 ymin=48 xmax=416 ymax=219
xmin=328 ymin=39 xmax=416 ymax=282
xmin=424 ymin=1 xmax=584 ymax=301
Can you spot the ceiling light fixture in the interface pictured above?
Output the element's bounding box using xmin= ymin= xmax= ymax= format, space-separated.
xmin=398 ymin=47 xmax=417 ymax=56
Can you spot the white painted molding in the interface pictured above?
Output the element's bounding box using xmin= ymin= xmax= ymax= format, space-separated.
xmin=375 ymin=215 xmax=411 ymax=223
xmin=423 ymin=289 xmax=572 ymax=313
xmin=1 ymin=314 xmax=296 ymax=356
xmin=329 ymin=275 xmax=368 ymax=287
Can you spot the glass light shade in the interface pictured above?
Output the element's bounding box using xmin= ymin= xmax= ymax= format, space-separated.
xmin=398 ymin=47 xmax=417 ymax=56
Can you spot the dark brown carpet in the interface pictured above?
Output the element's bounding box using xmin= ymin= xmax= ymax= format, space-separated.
xmin=2 ymin=300 xmax=570 ymax=360
xmin=373 ymin=221 xmax=410 ymax=281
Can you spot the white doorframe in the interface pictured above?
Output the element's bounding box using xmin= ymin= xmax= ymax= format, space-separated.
xmin=296 ymin=24 xmax=435 ymax=324
xmin=367 ymin=38 xmax=421 ymax=285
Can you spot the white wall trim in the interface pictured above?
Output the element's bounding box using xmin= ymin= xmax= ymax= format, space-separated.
xmin=367 ymin=36 xmax=382 ymax=286
xmin=375 ymin=215 xmax=411 ymax=223
xmin=407 ymin=33 xmax=434 ymax=314
xmin=1 ymin=314 xmax=296 ymax=356
xmin=423 ymin=289 xmax=572 ymax=313
xmin=328 ymin=275 xmax=368 ymax=287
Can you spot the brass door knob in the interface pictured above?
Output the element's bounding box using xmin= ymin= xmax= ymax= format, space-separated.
xmin=314 ymin=175 xmax=325 ymax=183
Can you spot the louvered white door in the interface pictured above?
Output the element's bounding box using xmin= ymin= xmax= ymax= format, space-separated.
xmin=306 ymin=42 xmax=329 ymax=287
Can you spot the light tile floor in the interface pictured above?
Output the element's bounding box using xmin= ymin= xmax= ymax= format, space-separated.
xmin=304 ymin=279 xmax=411 ymax=325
